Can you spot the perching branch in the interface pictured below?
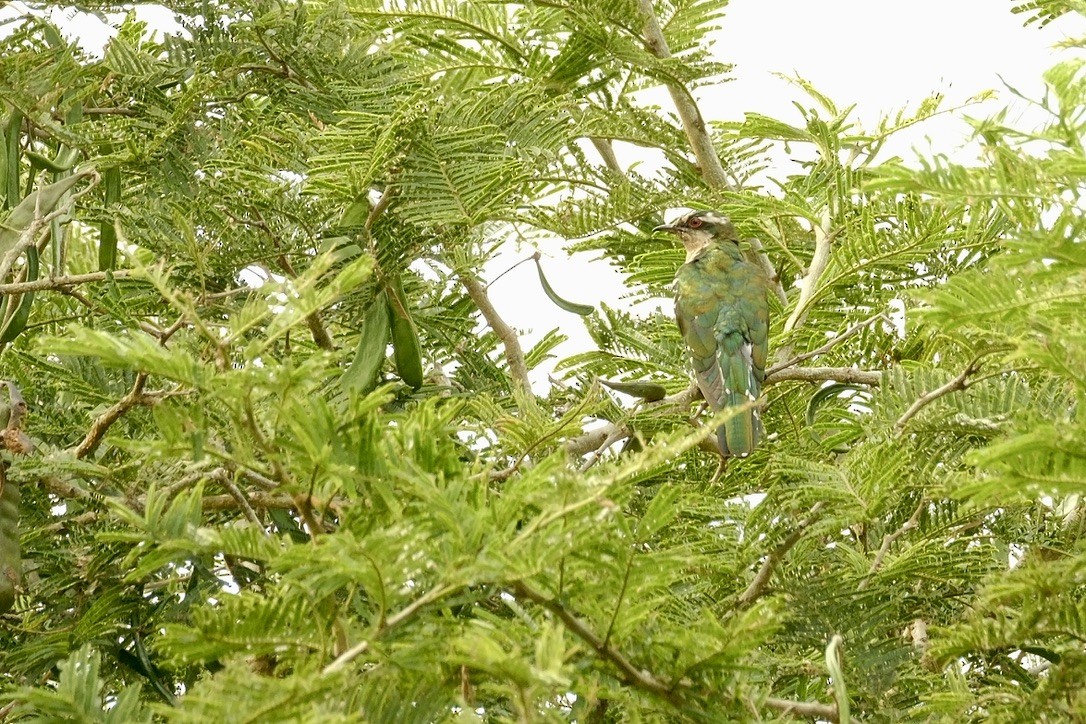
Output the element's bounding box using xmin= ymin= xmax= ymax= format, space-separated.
xmin=765 ymin=366 xmax=883 ymax=387
xmin=566 ymin=366 xmax=882 ymax=458
xmin=858 ymin=499 xmax=925 ymax=590
xmin=460 ymin=271 xmax=532 ymax=399
xmin=511 ymin=580 xmax=677 ymax=702
xmin=737 ymin=502 xmax=825 ymax=607
xmin=893 ymin=349 xmax=1007 ymax=435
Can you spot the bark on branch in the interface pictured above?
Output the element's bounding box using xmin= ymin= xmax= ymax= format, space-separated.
xmin=460 ymin=272 xmax=532 ymax=399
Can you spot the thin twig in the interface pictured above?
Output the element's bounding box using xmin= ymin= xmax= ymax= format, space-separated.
xmin=589 ymin=137 xmax=624 ymax=175
xmin=321 ymin=584 xmax=456 ymax=675
xmin=737 ymin=502 xmax=825 ymax=607
xmin=511 ymin=580 xmax=677 ymax=701
xmin=459 ymin=272 xmax=532 ymax=399
xmin=766 ymin=313 xmax=885 ymax=376
xmin=364 ymin=187 xmax=397 ymax=234
xmin=212 ymin=469 xmax=263 ymax=528
xmin=893 ymin=350 xmax=1006 ymax=435
xmin=859 ymin=500 xmax=925 ymax=590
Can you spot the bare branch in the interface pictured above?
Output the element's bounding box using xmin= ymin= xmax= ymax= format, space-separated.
xmin=460 ymin=271 xmax=532 ymax=399
xmin=511 ymin=580 xmax=677 ymax=701
xmin=764 ymin=366 xmax=882 ymax=387
xmin=764 ymin=696 xmax=839 ymax=722
xmin=0 ymin=270 xmax=136 ymax=295
xmin=737 ymin=502 xmax=825 ymax=607
xmin=859 ymin=500 xmax=925 ymax=590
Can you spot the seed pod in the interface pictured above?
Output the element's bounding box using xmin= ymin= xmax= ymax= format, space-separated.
xmin=0 ymin=246 xmax=39 ymax=345
xmin=385 ymin=275 xmax=423 ymax=390
xmin=0 ymin=475 xmax=19 ymax=614
xmin=0 ymin=169 xmax=95 ymax=259
xmin=533 ymin=252 xmax=594 ymax=316
xmin=342 ymin=290 xmax=390 ymax=393
xmin=600 ymin=377 xmax=668 ymax=402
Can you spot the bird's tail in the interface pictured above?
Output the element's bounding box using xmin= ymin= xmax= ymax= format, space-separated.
xmin=716 ymin=334 xmax=761 ymax=457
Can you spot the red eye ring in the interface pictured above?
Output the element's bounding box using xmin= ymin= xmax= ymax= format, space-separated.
xmin=688 ymin=217 xmax=703 ymax=229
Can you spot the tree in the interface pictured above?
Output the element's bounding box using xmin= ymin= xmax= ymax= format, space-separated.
xmin=0 ymin=0 xmax=1083 ymax=721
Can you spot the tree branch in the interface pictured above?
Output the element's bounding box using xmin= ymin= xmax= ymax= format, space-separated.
xmin=321 ymin=583 xmax=457 ymax=675
xmin=0 ymin=270 xmax=136 ymax=295
xmin=459 ymin=271 xmax=532 ymax=399
xmin=637 ymin=0 xmax=731 ymax=190
xmin=764 ymin=366 xmax=882 ymax=387
xmin=737 ymin=502 xmax=824 ymax=607
xmin=766 ymin=313 xmax=885 ymax=376
xmin=764 ymin=696 xmax=840 ymax=722
xmin=566 ymin=366 xmax=881 ymax=458
xmin=73 ymin=373 xmax=154 ymax=459
xmin=511 ymin=580 xmax=677 ymax=701
xmin=858 ymin=499 xmax=925 ymax=590
xmin=893 ymin=350 xmax=1006 ymax=435
xmin=783 ymin=206 xmax=836 ymax=333
xmin=565 ymin=385 xmax=699 ymax=457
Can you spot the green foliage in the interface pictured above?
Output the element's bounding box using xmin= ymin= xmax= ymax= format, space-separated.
xmin=0 ymin=1 xmax=1083 ymax=721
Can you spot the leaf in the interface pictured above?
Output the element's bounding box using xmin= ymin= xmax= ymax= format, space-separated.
xmin=532 ymin=253 xmax=594 ymax=316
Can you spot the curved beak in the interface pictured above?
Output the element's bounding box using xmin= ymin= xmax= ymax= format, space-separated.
xmin=653 ymin=223 xmax=680 ymax=234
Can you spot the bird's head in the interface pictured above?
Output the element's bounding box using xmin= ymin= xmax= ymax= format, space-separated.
xmin=654 ymin=210 xmax=738 ymax=259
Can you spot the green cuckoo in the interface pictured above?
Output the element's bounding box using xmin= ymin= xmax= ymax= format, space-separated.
xmin=655 ymin=210 xmax=770 ymax=457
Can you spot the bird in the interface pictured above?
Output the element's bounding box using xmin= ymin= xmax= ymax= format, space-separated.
xmin=654 ymin=210 xmax=770 ymax=457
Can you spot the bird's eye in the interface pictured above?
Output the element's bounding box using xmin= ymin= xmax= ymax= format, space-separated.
xmin=688 ymin=217 xmax=703 ymax=229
